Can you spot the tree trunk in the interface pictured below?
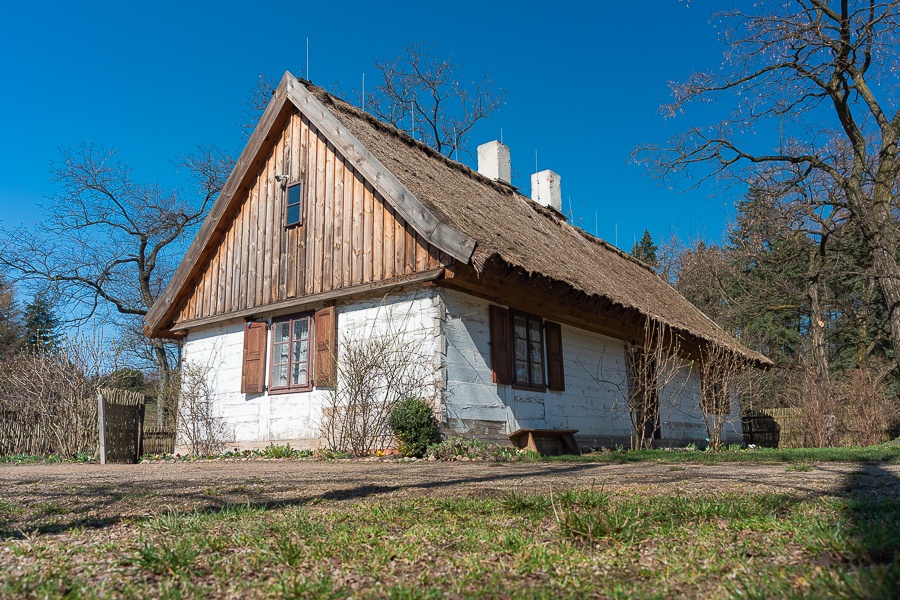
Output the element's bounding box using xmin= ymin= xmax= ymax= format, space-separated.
xmin=151 ymin=340 xmax=173 ymax=428
xmin=870 ymin=244 xmax=900 ymax=372
xmin=807 ymin=250 xmax=829 ymax=383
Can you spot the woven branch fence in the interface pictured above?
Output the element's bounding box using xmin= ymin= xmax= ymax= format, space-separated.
xmin=743 ymin=408 xmax=893 ymax=448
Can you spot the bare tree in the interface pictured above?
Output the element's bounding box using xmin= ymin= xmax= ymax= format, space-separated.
xmin=639 ymin=1 xmax=900 ymax=372
xmin=0 ymin=143 xmax=233 ymax=426
xmin=364 ymin=42 xmax=505 ymax=157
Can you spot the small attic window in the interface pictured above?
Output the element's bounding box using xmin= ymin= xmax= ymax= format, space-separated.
xmin=285 ymin=182 xmax=302 ymax=227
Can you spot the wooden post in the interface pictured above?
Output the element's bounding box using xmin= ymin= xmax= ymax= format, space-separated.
xmin=97 ymin=391 xmax=107 ymax=465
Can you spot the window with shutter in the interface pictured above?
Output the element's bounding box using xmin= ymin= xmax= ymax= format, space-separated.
xmin=269 ymin=313 xmax=313 ymax=393
xmin=314 ymin=306 xmax=337 ymax=386
xmin=241 ymin=321 xmax=268 ymax=394
xmin=489 ymin=306 xmax=565 ymax=392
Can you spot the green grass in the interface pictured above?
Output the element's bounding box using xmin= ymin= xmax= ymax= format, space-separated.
xmin=3 ymin=485 xmax=898 ymax=598
xmin=542 ymin=443 xmax=900 ymax=464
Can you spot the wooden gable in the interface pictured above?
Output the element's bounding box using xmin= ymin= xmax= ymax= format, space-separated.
xmin=173 ymin=110 xmax=453 ymax=327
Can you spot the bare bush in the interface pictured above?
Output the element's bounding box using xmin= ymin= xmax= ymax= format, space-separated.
xmin=839 ymin=368 xmax=899 ymax=447
xmin=785 ymin=367 xmax=837 ymax=448
xmin=321 ymin=324 xmax=433 ymax=456
xmin=0 ymin=333 xmax=123 ymax=456
xmin=696 ymin=343 xmax=758 ymax=452
xmin=589 ymin=320 xmax=687 ymax=449
xmin=175 ymin=361 xmax=233 ymax=456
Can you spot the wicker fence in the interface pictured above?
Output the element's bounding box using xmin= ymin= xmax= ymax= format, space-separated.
xmin=143 ymin=427 xmax=176 ymax=454
xmin=98 ymin=388 xmax=145 ymax=464
xmin=743 ymin=408 xmax=892 ymax=448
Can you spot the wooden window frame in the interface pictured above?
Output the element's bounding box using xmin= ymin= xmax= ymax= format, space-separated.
xmin=510 ymin=310 xmax=547 ymax=392
xmin=284 ymin=181 xmax=303 ymax=228
xmin=268 ymin=312 xmax=314 ymax=394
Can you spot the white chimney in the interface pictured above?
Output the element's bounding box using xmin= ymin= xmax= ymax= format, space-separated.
xmin=531 ymin=169 xmax=562 ymax=212
xmin=477 ymin=140 xmax=511 ymax=184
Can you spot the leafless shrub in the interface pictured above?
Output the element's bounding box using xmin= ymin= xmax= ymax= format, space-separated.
xmin=785 ymin=367 xmax=837 ymax=448
xmin=696 ymin=343 xmax=759 ymax=452
xmin=590 ymin=319 xmax=688 ymax=449
xmin=175 ymin=360 xmax=233 ymax=456
xmin=0 ymin=333 xmax=123 ymax=456
xmin=320 ymin=319 xmax=433 ymax=456
xmin=839 ymin=368 xmax=899 ymax=447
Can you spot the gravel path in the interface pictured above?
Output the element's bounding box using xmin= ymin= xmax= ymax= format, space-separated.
xmin=3 ymin=459 xmax=899 ymax=523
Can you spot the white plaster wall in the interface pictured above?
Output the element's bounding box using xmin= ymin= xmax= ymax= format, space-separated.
xmin=659 ymin=362 xmax=744 ymax=445
xmin=438 ymin=288 xmax=736 ymax=445
xmin=181 ymin=286 xmax=441 ymax=448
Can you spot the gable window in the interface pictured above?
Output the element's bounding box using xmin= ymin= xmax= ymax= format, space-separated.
xmin=285 ymin=182 xmax=303 ymax=227
xmin=489 ymin=305 xmax=565 ymax=392
xmin=270 ymin=313 xmax=312 ymax=392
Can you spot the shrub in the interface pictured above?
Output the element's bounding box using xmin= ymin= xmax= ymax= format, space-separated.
xmin=425 ymin=437 xmax=528 ymax=461
xmin=388 ymin=397 xmax=440 ymax=457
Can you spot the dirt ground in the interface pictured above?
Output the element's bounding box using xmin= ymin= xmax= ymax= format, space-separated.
xmin=3 ymin=458 xmax=900 ymax=533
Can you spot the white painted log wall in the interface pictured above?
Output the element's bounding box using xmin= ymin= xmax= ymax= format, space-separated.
xmin=438 ymin=288 xmax=742 ymax=445
xmin=181 ymin=287 xmax=441 ymax=448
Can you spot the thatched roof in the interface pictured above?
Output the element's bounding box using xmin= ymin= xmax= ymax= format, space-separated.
xmin=306 ymin=84 xmax=770 ymax=366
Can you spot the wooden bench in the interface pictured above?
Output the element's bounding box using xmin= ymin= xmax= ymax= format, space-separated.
xmin=508 ymin=429 xmax=580 ymax=456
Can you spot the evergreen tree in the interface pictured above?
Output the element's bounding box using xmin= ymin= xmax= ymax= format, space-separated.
xmin=22 ymin=294 xmax=59 ymax=354
xmin=0 ymin=275 xmax=21 ymax=359
xmin=631 ymin=230 xmax=658 ymax=268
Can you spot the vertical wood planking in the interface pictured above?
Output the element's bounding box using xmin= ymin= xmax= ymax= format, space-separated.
xmin=247 ymin=171 xmax=260 ymax=308
xmin=172 ymin=116 xmax=456 ymax=326
xmin=332 ymin=155 xmax=344 ymax=289
xmin=373 ymin=191 xmax=384 ymax=281
xmin=363 ymin=182 xmax=374 ymax=283
xmin=383 ymin=204 xmax=396 ymax=279
xmin=313 ymin=131 xmax=326 ymax=294
xmin=394 ymin=211 xmax=405 ymax=278
xmin=261 ymin=143 xmax=276 ymax=306
xmin=342 ymin=166 xmax=353 ymax=285
xmin=404 ymin=225 xmax=416 ymax=275
xmin=296 ymin=115 xmax=310 ymax=297
xmin=323 ymin=141 xmax=335 ymax=291
xmin=351 ymin=172 xmax=364 ymax=284
xmin=276 ymin=125 xmax=290 ymax=301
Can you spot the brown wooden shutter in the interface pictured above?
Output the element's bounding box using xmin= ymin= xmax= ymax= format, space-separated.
xmin=314 ymin=306 xmax=337 ymax=386
xmin=545 ymin=321 xmax=565 ymax=391
xmin=241 ymin=321 xmax=268 ymax=394
xmin=489 ymin=305 xmax=512 ymax=385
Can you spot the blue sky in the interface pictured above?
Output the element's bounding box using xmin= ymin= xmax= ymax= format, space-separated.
xmin=0 ymin=0 xmax=741 ymax=253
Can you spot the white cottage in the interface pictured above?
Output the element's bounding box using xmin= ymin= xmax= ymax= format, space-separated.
xmin=145 ymin=72 xmax=770 ymax=452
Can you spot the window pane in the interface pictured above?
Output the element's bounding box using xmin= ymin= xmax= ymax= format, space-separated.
xmin=293 ymin=339 xmax=307 ymax=363
xmin=286 ymin=204 xmax=301 ymax=225
xmin=515 ymin=360 xmax=528 ymax=383
xmin=296 ymin=366 xmax=308 ymax=386
xmin=514 ymin=315 xmax=527 ymax=340
xmin=276 ymin=322 xmax=290 ymax=343
xmin=288 ymin=183 xmax=301 ymax=206
xmin=515 ymin=338 xmax=527 ymax=361
xmin=529 ymin=319 xmax=542 ymax=341
xmin=530 ymin=341 xmax=543 ymax=363
xmin=276 ymin=365 xmax=288 ymax=387
xmin=531 ymin=362 xmax=545 ymax=385
xmin=291 ymin=362 xmax=301 ymax=386
xmin=278 ymin=342 xmax=289 ymax=365
xmin=293 ymin=318 xmax=309 ymax=341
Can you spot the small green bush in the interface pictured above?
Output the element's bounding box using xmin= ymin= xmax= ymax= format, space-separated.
xmin=388 ymin=397 xmax=440 ymax=457
xmin=425 ymin=437 xmax=532 ymax=461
